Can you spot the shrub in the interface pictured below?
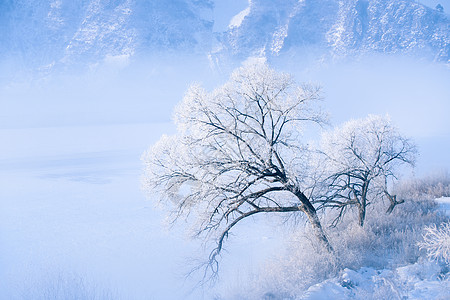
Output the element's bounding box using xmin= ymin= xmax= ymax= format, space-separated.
xmin=394 ymin=171 xmax=450 ymax=201
xmin=235 ymin=196 xmax=448 ymax=299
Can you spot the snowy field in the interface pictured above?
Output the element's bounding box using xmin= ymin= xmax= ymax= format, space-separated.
xmin=0 ymin=123 xmax=189 ymax=298
xmin=0 ymin=122 xmax=286 ymax=299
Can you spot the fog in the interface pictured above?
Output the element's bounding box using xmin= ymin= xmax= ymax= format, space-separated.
xmin=1 ymin=50 xmax=449 ymax=298
xmin=281 ymin=54 xmax=450 ymax=174
xmin=0 ymin=54 xmax=280 ymax=299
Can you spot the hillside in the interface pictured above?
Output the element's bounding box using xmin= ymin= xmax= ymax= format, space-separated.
xmin=0 ymin=0 xmax=214 ymax=68
xmin=1 ymin=0 xmax=449 ymax=71
xmin=215 ymin=0 xmax=450 ymax=63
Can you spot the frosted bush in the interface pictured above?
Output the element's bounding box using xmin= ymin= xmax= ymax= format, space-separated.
xmin=394 ymin=171 xmax=450 ymax=200
xmin=419 ymin=222 xmax=450 ymax=264
xmin=233 ymin=197 xmax=449 ymax=299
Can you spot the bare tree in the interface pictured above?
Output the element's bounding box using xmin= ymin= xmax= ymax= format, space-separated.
xmin=317 ymin=114 xmax=416 ymax=227
xmin=142 ymin=60 xmax=332 ymax=280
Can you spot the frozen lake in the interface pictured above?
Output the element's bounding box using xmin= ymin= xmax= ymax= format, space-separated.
xmin=0 ymin=122 xmax=286 ymax=299
xmin=0 ymin=123 xmax=194 ymax=298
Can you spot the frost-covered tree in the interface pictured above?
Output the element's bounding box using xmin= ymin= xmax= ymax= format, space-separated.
xmin=142 ymin=61 xmax=331 ymax=279
xmin=318 ymin=115 xmax=416 ymax=227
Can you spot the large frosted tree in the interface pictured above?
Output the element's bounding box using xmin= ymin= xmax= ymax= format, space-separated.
xmin=317 ymin=114 xmax=416 ymax=227
xmin=142 ymin=60 xmax=332 ymax=278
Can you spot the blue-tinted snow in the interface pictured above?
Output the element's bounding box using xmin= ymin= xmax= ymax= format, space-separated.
xmin=0 ymin=121 xmax=287 ymax=299
xmin=1 ymin=1 xmax=450 ymax=298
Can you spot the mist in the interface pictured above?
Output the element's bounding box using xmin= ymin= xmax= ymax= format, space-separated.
xmin=0 ymin=54 xmax=211 ymax=299
xmin=1 ymin=45 xmax=450 ymax=299
xmin=274 ymin=53 xmax=450 ymax=175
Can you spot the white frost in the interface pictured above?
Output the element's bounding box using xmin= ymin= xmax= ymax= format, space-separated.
xmin=300 ymin=262 xmax=449 ymax=300
xmin=228 ymin=3 xmax=251 ymax=29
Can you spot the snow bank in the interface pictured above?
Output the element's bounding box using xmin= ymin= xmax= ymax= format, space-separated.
xmin=300 ymin=261 xmax=449 ymax=300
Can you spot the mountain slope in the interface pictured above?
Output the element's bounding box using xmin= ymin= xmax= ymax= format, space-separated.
xmin=329 ymin=0 xmax=450 ymax=61
xmin=1 ymin=0 xmax=449 ymax=71
xmin=216 ymin=0 xmax=450 ymax=63
xmin=0 ymin=0 xmax=213 ymax=68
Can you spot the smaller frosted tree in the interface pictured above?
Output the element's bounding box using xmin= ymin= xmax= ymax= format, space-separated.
xmin=142 ymin=60 xmax=331 ymax=280
xmin=318 ymin=114 xmax=416 ymax=227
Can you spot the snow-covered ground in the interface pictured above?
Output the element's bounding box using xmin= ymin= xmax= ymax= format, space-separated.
xmin=0 ymin=123 xmax=194 ymax=299
xmin=296 ymin=198 xmax=450 ymax=300
xmin=299 ymin=261 xmax=449 ymax=300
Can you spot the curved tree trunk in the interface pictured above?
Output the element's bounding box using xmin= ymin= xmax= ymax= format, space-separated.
xmin=292 ymin=187 xmax=334 ymax=252
xmin=303 ymin=202 xmax=334 ymax=253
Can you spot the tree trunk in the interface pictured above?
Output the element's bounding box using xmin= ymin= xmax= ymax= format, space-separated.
xmin=358 ymin=181 xmax=369 ymax=227
xmin=303 ymin=202 xmax=334 ymax=253
xmin=358 ymin=202 xmax=366 ymax=227
xmin=292 ymin=188 xmax=334 ymax=253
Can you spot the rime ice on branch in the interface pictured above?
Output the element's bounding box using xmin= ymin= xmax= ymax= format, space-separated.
xmin=142 ymin=60 xmax=331 ymax=279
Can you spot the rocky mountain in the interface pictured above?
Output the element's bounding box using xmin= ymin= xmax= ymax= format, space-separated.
xmin=0 ymin=0 xmax=214 ymax=69
xmin=0 ymin=0 xmax=449 ymax=71
xmin=216 ymin=0 xmax=450 ymax=63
